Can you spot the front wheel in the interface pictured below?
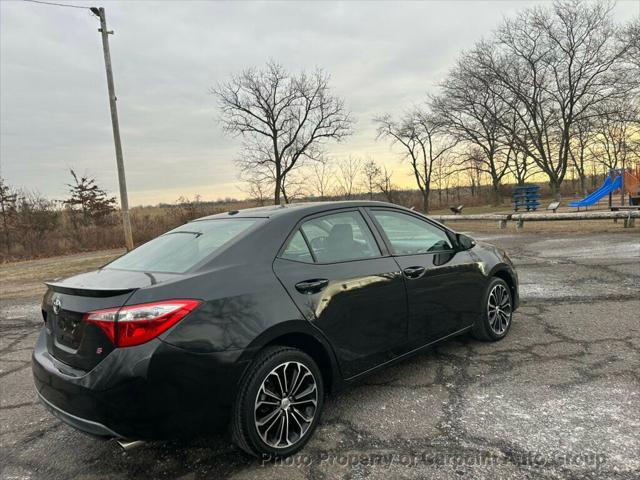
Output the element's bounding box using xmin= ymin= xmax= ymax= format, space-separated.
xmin=471 ymin=277 xmax=513 ymax=341
xmin=231 ymin=346 xmax=324 ymax=458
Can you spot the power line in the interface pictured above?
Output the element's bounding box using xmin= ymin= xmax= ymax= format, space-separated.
xmin=22 ymin=0 xmax=92 ymax=10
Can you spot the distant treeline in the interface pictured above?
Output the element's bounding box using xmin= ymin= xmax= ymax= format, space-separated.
xmin=0 ymin=170 xmax=608 ymax=262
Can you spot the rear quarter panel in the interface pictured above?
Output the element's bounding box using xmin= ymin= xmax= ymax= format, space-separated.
xmin=132 ymin=263 xmax=303 ymax=353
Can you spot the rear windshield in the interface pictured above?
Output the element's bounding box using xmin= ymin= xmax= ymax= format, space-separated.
xmin=106 ymin=218 xmax=260 ymax=273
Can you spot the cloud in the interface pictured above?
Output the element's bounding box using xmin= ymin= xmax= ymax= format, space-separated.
xmin=1 ymin=0 xmax=636 ymax=205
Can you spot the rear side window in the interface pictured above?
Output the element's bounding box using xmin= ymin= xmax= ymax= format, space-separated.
xmin=370 ymin=210 xmax=453 ymax=254
xmin=106 ymin=219 xmax=259 ymax=273
xmin=281 ymin=230 xmax=313 ymax=263
xmin=299 ymin=211 xmax=381 ymax=263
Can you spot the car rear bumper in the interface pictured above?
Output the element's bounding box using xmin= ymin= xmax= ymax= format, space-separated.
xmin=37 ymin=389 xmax=123 ymax=438
xmin=32 ymin=328 xmax=250 ymax=440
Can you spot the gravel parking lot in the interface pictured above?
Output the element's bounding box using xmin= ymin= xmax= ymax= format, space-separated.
xmin=1 ymin=231 xmax=639 ymax=480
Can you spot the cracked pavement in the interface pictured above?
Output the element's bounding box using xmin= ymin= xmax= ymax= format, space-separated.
xmin=1 ymin=231 xmax=639 ymax=479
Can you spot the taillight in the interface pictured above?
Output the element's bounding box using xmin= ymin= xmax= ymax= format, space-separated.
xmin=84 ymin=299 xmax=201 ymax=348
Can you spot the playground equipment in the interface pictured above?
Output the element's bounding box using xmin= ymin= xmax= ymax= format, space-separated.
xmin=513 ymin=185 xmax=541 ymax=211
xmin=569 ymin=175 xmax=622 ymax=207
xmin=625 ymin=166 xmax=640 ymax=205
xmin=569 ymin=167 xmax=640 ymax=209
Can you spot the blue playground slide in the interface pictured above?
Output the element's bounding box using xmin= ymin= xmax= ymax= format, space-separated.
xmin=569 ymin=175 xmax=622 ymax=207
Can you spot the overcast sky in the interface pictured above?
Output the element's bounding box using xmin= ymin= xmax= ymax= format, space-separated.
xmin=1 ymin=0 xmax=638 ymax=205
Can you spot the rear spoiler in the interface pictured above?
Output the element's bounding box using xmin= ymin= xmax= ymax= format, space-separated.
xmin=45 ymin=282 xmax=137 ymax=298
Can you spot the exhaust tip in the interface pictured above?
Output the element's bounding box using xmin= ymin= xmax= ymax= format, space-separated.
xmin=116 ymin=439 xmax=145 ymax=451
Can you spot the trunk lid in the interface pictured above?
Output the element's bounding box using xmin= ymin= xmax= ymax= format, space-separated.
xmin=42 ymin=269 xmax=180 ymax=371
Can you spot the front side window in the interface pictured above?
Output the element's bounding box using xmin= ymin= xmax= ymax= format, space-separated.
xmin=106 ymin=218 xmax=259 ymax=273
xmin=299 ymin=211 xmax=381 ymax=263
xmin=370 ymin=210 xmax=452 ymax=255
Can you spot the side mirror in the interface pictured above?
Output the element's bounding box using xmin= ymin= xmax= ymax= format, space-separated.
xmin=456 ymin=233 xmax=476 ymax=251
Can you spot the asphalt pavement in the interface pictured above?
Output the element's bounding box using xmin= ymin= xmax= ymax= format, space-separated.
xmin=1 ymin=231 xmax=638 ymax=480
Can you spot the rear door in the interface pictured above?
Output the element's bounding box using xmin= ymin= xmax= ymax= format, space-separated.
xmin=273 ymin=209 xmax=408 ymax=379
xmin=366 ymin=208 xmax=485 ymax=346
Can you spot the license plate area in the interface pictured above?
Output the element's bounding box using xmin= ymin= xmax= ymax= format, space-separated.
xmin=53 ymin=309 xmax=84 ymax=350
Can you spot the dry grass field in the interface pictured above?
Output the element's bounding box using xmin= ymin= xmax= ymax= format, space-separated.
xmin=0 ymin=249 xmax=124 ymax=300
xmin=2 ymin=183 xmax=634 ymax=264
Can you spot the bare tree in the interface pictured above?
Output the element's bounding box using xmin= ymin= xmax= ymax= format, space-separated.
xmin=240 ymin=171 xmax=270 ymax=206
xmin=335 ymin=155 xmax=362 ymax=199
xmin=213 ymin=61 xmax=352 ymax=205
xmin=433 ymin=53 xmax=513 ymax=204
xmin=0 ymin=178 xmax=18 ymax=254
xmin=507 ymin=147 xmax=537 ymax=186
xmin=308 ymin=159 xmax=334 ymax=200
xmin=589 ymin=100 xmax=640 ymax=172
xmin=432 ymin=155 xmax=456 ymax=208
xmin=280 ymin=170 xmax=307 ymax=203
xmin=362 ymin=159 xmax=382 ymax=200
xmin=375 ymin=110 xmax=458 ymax=212
xmin=472 ymin=1 xmax=632 ymax=199
xmin=504 ymin=115 xmax=538 ymax=186
xmin=620 ymin=17 xmax=640 ymax=81
xmin=15 ymin=191 xmax=59 ymax=258
xmin=376 ymin=166 xmax=396 ymax=203
xmin=568 ymin=115 xmax=596 ymax=196
xmin=463 ymin=149 xmax=483 ymax=198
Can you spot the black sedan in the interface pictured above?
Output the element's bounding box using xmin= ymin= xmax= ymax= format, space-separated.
xmin=33 ymin=201 xmax=518 ymax=458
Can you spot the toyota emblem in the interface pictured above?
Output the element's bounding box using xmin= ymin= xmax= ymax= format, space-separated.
xmin=53 ymin=298 xmax=62 ymax=315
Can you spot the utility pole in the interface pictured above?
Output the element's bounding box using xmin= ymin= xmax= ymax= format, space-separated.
xmin=91 ymin=7 xmax=134 ymax=250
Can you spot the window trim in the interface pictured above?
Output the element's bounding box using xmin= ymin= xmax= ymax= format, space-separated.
xmin=276 ymin=207 xmax=386 ymax=265
xmin=298 ymin=227 xmax=318 ymax=263
xmin=364 ymin=207 xmax=457 ymax=257
xmin=279 ymin=228 xmax=316 ymax=264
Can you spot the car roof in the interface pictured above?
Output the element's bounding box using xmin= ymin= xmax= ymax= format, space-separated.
xmin=193 ymin=200 xmax=404 ymax=222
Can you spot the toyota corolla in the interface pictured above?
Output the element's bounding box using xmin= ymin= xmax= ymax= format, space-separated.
xmin=33 ymin=201 xmax=518 ymax=458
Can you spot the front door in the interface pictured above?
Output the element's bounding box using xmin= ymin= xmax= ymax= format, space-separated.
xmin=366 ymin=208 xmax=485 ymax=346
xmin=273 ymin=209 xmax=408 ymax=379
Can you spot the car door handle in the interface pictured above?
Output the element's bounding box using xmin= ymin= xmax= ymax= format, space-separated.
xmin=295 ymin=279 xmax=329 ymax=294
xmin=403 ymin=266 xmax=426 ymax=279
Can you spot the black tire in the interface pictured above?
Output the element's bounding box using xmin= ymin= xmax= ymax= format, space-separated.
xmin=231 ymin=346 xmax=324 ymax=459
xmin=471 ymin=277 xmax=513 ymax=341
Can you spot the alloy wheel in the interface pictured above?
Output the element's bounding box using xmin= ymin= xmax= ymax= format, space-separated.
xmin=487 ymin=284 xmax=511 ymax=335
xmin=254 ymin=361 xmax=318 ymax=449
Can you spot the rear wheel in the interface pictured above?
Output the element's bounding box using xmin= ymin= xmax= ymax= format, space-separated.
xmin=471 ymin=277 xmax=513 ymax=341
xmin=231 ymin=346 xmax=324 ymax=458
